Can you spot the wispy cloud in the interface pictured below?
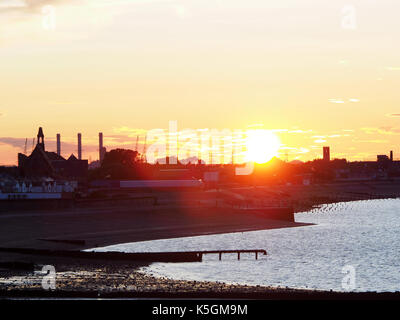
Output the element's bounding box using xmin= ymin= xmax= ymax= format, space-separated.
xmin=385 ymin=67 xmax=400 ymax=71
xmin=0 ymin=0 xmax=26 ymax=10
xmin=329 ymin=99 xmax=345 ymax=104
xmin=329 ymin=98 xmax=359 ymax=104
xmin=279 ymin=146 xmax=310 ymax=154
xmin=287 ymin=129 xmax=313 ymax=134
xmin=0 ymin=0 xmax=78 ymax=14
xmin=0 ymin=136 xmax=99 ymax=154
xmin=354 ymin=139 xmax=389 ymax=144
xmin=361 ymin=126 xmax=400 ymax=135
xmin=113 ymin=126 xmax=148 ymax=137
xmin=0 ymin=137 xmax=26 ymax=150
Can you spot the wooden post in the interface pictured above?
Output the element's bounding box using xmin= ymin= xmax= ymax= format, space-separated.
xmin=219 ymin=252 xmax=222 ymax=261
xmin=255 ymin=252 xmax=258 ymax=260
xmin=237 ymin=252 xmax=240 ymax=260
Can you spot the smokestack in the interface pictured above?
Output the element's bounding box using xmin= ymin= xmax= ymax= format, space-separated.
xmin=323 ymin=146 xmax=330 ymax=162
xmin=77 ymin=133 xmax=82 ymax=160
xmin=390 ymin=150 xmax=393 ymax=162
xmin=99 ymin=132 xmax=104 ymax=163
xmin=56 ymin=134 xmax=61 ymax=156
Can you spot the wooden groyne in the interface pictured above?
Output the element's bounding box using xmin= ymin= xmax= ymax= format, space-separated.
xmin=196 ymin=249 xmax=267 ymax=260
xmin=0 ymin=248 xmax=267 ymax=263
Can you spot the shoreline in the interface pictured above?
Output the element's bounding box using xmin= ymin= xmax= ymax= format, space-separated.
xmin=0 ymin=198 xmax=399 ymax=298
xmin=1 ymin=183 xmax=400 ymax=298
xmin=1 ymin=262 xmax=400 ymax=300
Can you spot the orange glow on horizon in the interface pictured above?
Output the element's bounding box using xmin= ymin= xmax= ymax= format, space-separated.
xmin=245 ymin=130 xmax=281 ymax=164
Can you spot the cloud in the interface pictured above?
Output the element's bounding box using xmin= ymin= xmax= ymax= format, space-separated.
xmin=361 ymin=127 xmax=400 ymax=135
xmin=287 ymin=129 xmax=312 ymax=134
xmin=0 ymin=137 xmax=26 ymax=150
xmin=328 ymin=98 xmax=359 ymax=104
xmin=246 ymin=124 xmax=264 ymax=128
xmin=385 ymin=67 xmax=400 ymax=71
xmin=105 ymin=134 xmax=138 ymax=144
xmin=329 ymin=99 xmax=345 ymax=104
xmin=112 ymin=126 xmax=148 ymax=138
xmin=280 ymin=146 xmax=310 ymax=154
xmin=0 ymin=0 xmax=78 ymax=14
xmin=386 ymin=113 xmax=400 ymax=118
xmin=0 ymin=0 xmax=26 ymax=10
xmin=358 ymin=140 xmax=389 ymax=144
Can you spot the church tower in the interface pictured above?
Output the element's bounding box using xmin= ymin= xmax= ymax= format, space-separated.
xmin=37 ymin=127 xmax=45 ymax=150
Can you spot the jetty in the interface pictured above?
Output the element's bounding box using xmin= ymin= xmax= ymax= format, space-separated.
xmin=0 ymin=247 xmax=267 ymax=263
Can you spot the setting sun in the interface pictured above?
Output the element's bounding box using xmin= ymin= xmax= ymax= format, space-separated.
xmin=245 ymin=130 xmax=281 ymax=164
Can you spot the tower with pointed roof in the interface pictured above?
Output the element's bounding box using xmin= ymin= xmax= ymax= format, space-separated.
xmin=37 ymin=127 xmax=45 ymax=150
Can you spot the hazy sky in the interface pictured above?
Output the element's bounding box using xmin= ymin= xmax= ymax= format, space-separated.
xmin=1 ymin=0 xmax=400 ymax=164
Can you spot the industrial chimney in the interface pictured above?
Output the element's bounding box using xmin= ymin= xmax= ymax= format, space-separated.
xmin=56 ymin=134 xmax=61 ymax=156
xmin=390 ymin=150 xmax=393 ymax=162
xmin=78 ymin=133 xmax=82 ymax=160
xmin=323 ymin=146 xmax=330 ymax=162
xmin=99 ymin=132 xmax=104 ymax=163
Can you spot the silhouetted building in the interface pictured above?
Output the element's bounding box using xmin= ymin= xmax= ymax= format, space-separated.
xmin=18 ymin=127 xmax=88 ymax=180
xmin=377 ymin=155 xmax=390 ymax=163
xmin=323 ymin=146 xmax=330 ymax=162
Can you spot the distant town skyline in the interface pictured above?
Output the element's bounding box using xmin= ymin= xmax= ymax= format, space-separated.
xmin=1 ymin=125 xmax=398 ymax=166
xmin=1 ymin=1 xmax=400 ymax=164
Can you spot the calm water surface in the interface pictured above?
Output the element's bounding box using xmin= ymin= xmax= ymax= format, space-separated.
xmin=92 ymin=199 xmax=400 ymax=292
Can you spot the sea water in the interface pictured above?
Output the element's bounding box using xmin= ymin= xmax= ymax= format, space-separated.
xmin=91 ymin=199 xmax=400 ymax=292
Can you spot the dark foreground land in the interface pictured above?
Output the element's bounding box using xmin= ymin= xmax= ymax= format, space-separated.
xmin=1 ymin=181 xmax=400 ymax=299
xmin=1 ymin=259 xmax=400 ymax=300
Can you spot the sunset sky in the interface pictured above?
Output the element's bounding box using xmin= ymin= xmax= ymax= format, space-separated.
xmin=1 ymin=0 xmax=400 ymax=165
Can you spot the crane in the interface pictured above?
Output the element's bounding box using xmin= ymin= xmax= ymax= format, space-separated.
xmin=135 ymin=135 xmax=139 ymax=152
xmin=24 ymin=138 xmax=28 ymax=155
xmin=142 ymin=135 xmax=147 ymax=163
